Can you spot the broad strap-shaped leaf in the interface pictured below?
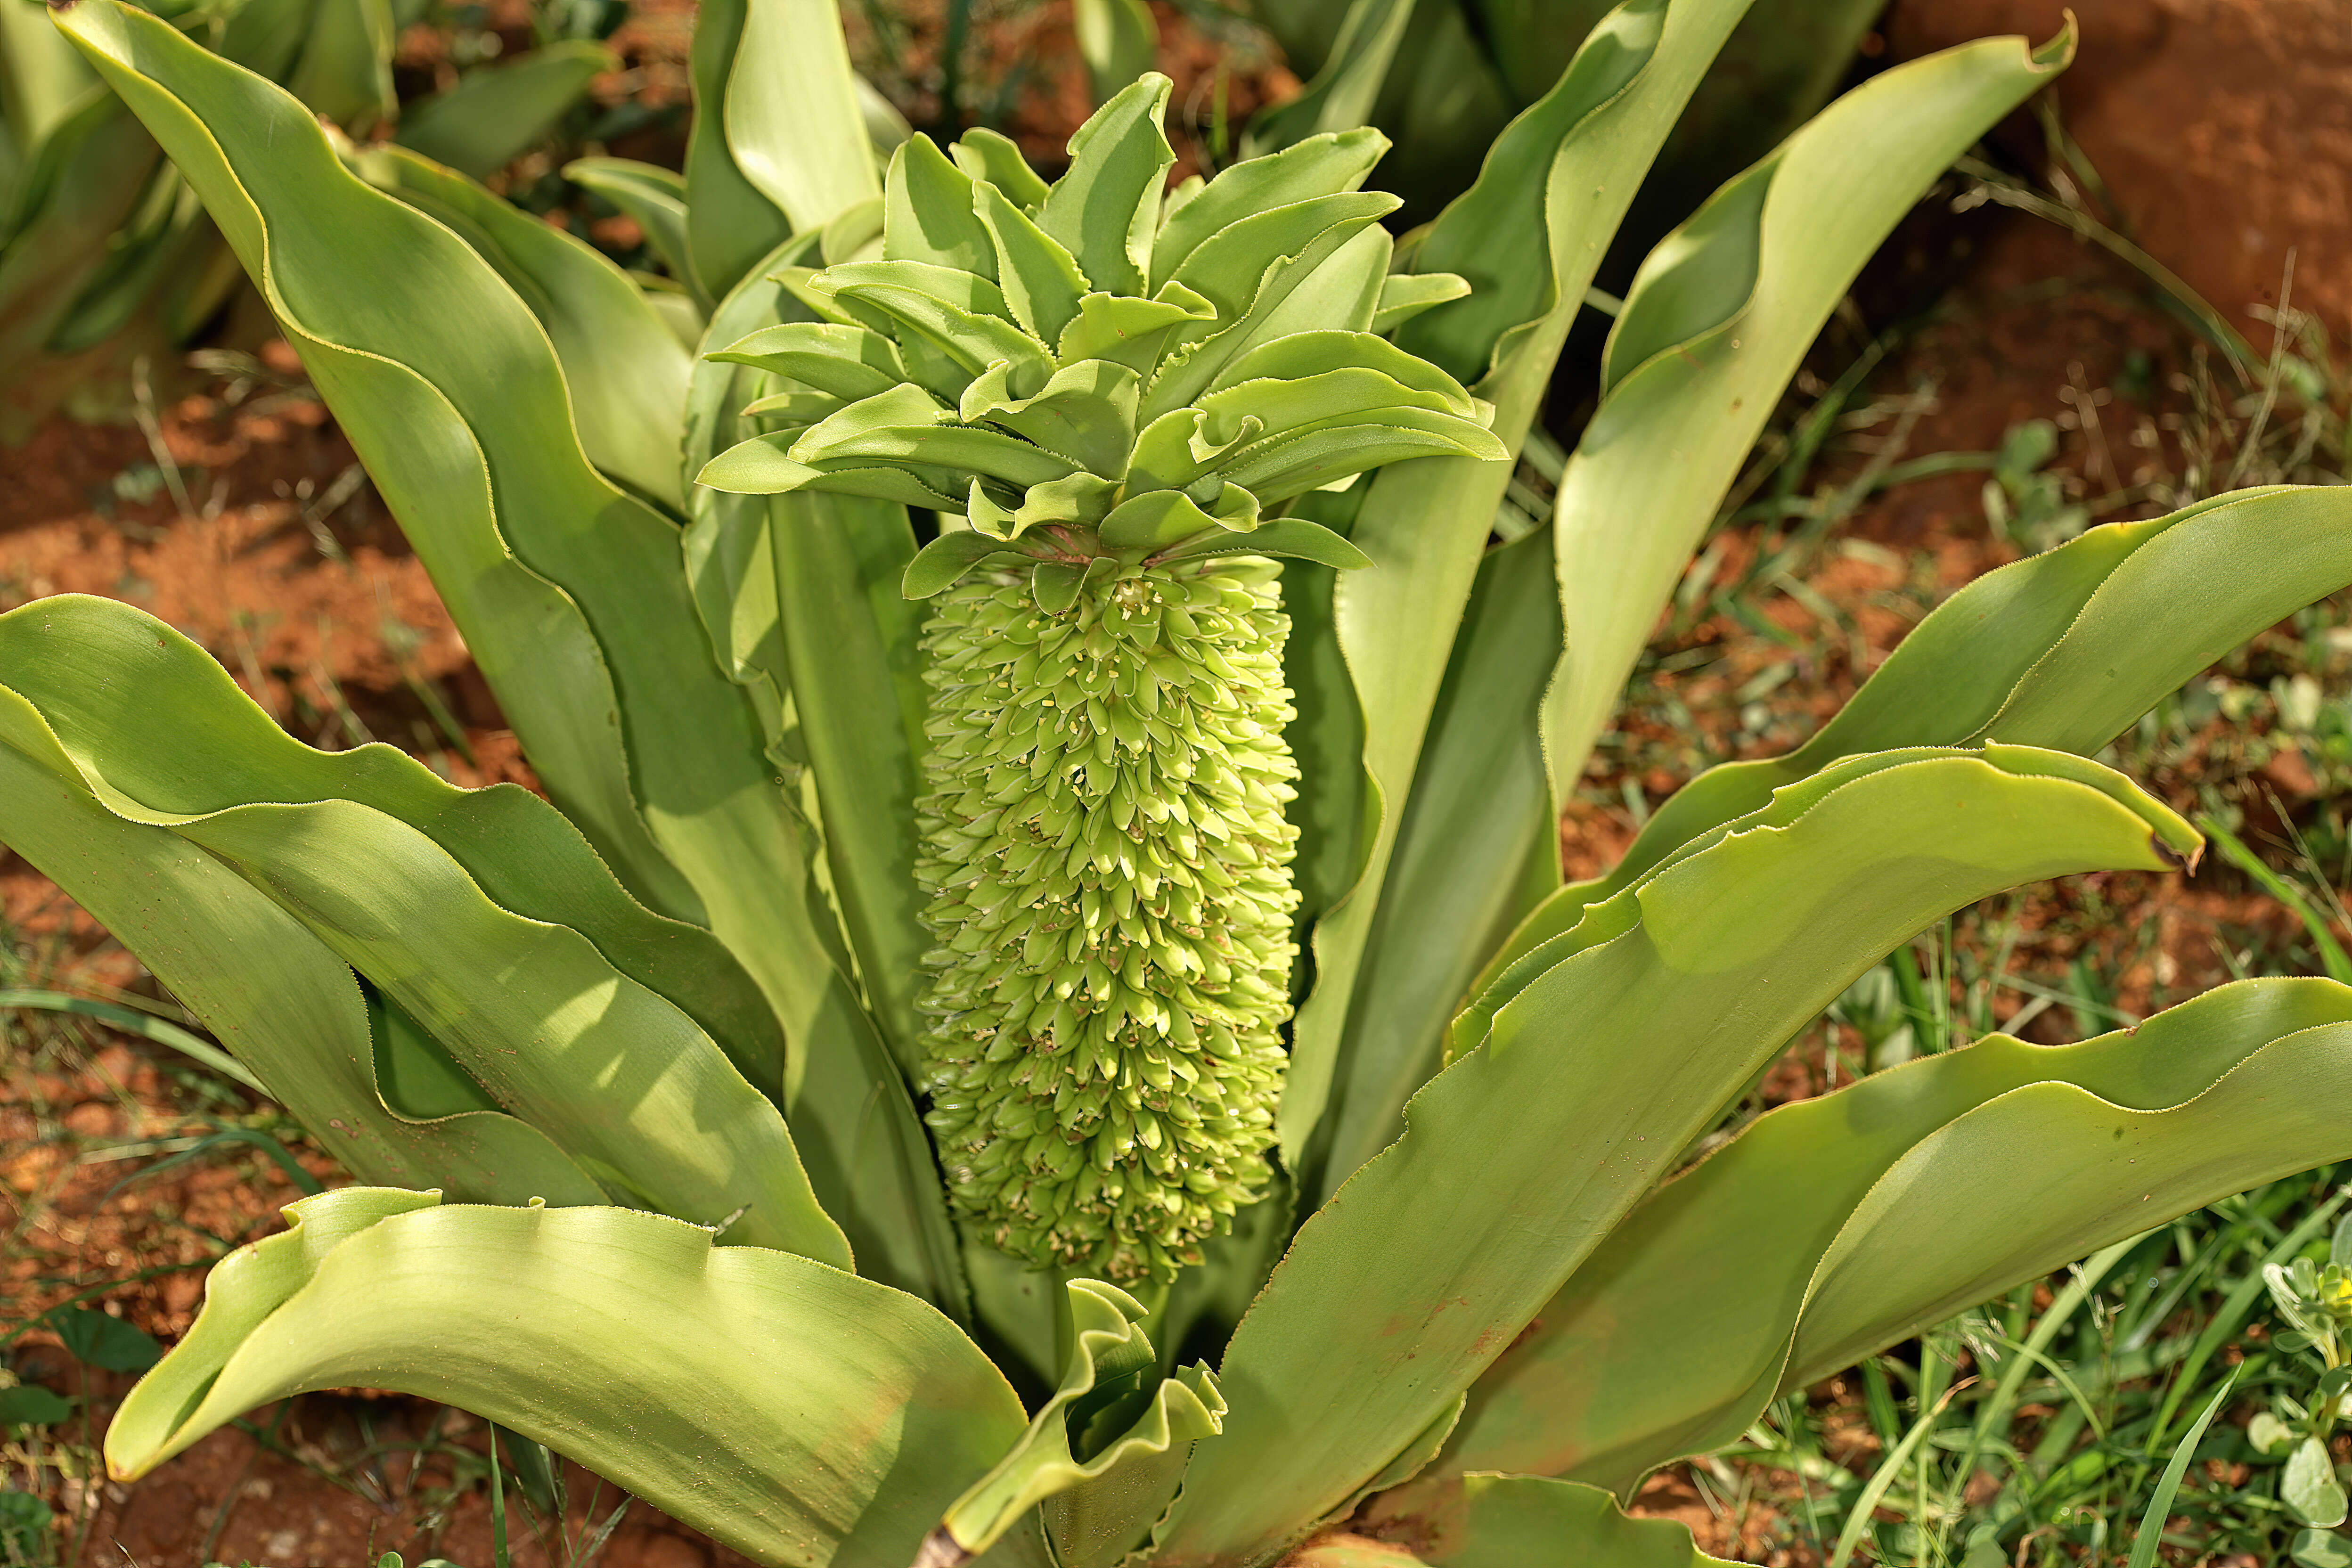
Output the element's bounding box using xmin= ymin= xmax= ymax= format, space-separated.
xmin=106 ymin=1192 xmax=1025 ymax=1568
xmin=1540 ymin=25 xmax=2073 ymax=798
xmin=683 ymin=0 xmax=789 ymax=301
xmin=931 ymin=1281 xmax=1225 ymax=1568
xmin=1275 ymin=0 xmax=1759 ymax=1175
xmin=564 ymin=156 xmax=695 ymax=298
xmin=1308 ymin=530 xmax=1561 ymax=1201
xmin=1244 ymin=0 xmax=1415 ymax=156
xmin=351 ymin=143 xmax=693 ymax=511
xmin=0 ymin=658 xmax=602 ymax=1210
xmin=56 ymin=0 xmax=693 ymax=916
xmin=0 ymin=596 xmax=848 ymax=1265
xmin=1071 ymin=0 xmax=1158 ymax=110
xmin=1478 ymin=484 xmax=2352 ymax=988
xmin=388 ymin=40 xmax=611 ymax=180
xmin=1446 ymin=1475 xmax=1734 ymax=1568
xmin=1037 ymin=73 xmax=1174 ymax=297
xmin=60 ymin=0 xmax=859 ymax=1116
xmin=1152 ymin=747 xmax=2196 ymax=1561
xmin=1150 ymin=128 xmax=1386 ymax=288
xmin=0 ymin=87 xmax=163 ymax=442
xmin=718 ymin=0 xmax=877 ymax=234
xmin=1399 ymin=979 xmax=2352 ymax=1513
xmin=683 ymin=244 xmax=969 ymax=1312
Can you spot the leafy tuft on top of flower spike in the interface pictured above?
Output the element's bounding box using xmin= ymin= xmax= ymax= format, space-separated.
xmin=695 ymin=73 xmax=1507 ymax=601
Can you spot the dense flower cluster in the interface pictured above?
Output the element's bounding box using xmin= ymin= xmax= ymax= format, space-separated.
xmin=916 ymin=565 xmax=1298 ymax=1278
xmin=697 ymin=71 xmax=1501 ymax=1277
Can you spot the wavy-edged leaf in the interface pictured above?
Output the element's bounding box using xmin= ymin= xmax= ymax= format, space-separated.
xmin=699 ymin=436 xmax=966 ymax=508
xmin=952 ymin=126 xmax=1050 ymax=210
xmin=709 ymin=319 xmax=909 ymax=400
xmin=0 ymin=661 xmax=602 ymax=1209
xmin=1401 ymin=978 xmax=2352 ymax=1514
xmin=683 ymin=0 xmax=789 ymax=301
xmin=1448 ymin=1475 xmax=1733 ymax=1568
xmin=1037 ymin=73 xmax=1173 ymax=297
xmin=391 ymin=40 xmax=611 ymax=180
xmin=819 ymin=259 xmax=1048 ymax=372
xmin=933 ymin=1280 xmax=1225 ymax=1565
xmin=1165 ymin=189 xmax=1400 ymax=335
xmin=64 ymin=4 xmax=911 ymax=1120
xmin=884 ymin=134 xmax=996 ymax=278
xmin=1274 ymin=0 xmax=1758 ymax=1171
xmin=1369 ymin=271 xmax=1469 ymax=335
xmin=958 ymin=357 xmax=1139 ymax=477
xmin=1154 ymin=748 xmax=2196 ymax=1561
xmin=564 ymin=155 xmax=695 ymax=301
xmin=1151 ymin=127 xmax=1386 ymax=288
xmin=59 ymin=0 xmax=741 ymax=926
xmin=1164 ymin=518 xmax=1370 ymax=571
xmin=106 ymin=1193 xmax=1025 ymax=1568
xmin=973 ymin=180 xmax=1089 ymax=344
xmin=1056 ymin=283 xmax=1216 ymax=374
xmin=352 ymin=144 xmax=692 ymax=511
xmin=683 ymin=246 xmax=970 ymax=1313
xmin=720 ymin=0 xmax=877 ymax=233
xmin=1540 ymin=26 xmax=2073 ymax=797
xmin=1479 ymin=484 xmax=2352 ymax=989
xmin=793 ymin=382 xmax=1082 ymax=488
xmin=1209 ymin=328 xmax=1480 ymax=414
xmin=0 ymin=88 xmax=163 ymax=441
xmin=0 ymin=602 xmax=846 ymax=1261
xmin=1308 ymin=529 xmax=1560 ymax=1199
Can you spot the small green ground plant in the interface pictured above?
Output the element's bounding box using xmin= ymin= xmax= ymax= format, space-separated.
xmin=9 ymin=0 xmax=2352 ymax=1563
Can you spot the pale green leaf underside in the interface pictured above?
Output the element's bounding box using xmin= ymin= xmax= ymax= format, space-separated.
xmin=106 ymin=1192 xmax=1023 ymax=1568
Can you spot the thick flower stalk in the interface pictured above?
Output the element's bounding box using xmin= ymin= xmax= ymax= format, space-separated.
xmin=699 ymin=75 xmax=1506 ymax=1278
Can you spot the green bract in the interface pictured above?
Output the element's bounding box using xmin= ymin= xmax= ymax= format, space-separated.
xmin=12 ymin=1 xmax=2352 ymax=1565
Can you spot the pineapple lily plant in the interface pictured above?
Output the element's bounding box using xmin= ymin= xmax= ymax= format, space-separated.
xmin=10 ymin=0 xmax=2352 ymax=1564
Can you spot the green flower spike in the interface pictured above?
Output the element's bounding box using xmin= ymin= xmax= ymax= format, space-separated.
xmin=698 ymin=75 xmax=1507 ymax=1281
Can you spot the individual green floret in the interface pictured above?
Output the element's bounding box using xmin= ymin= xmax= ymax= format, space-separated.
xmin=698 ymin=73 xmax=1507 ymax=1278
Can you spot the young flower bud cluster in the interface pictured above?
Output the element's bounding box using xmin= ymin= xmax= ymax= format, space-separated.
xmin=917 ymin=563 xmax=1298 ymax=1279
xmin=696 ymin=72 xmax=1505 ymax=1278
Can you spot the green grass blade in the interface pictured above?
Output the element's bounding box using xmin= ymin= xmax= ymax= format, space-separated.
xmin=2126 ymin=1373 xmax=2238 ymax=1568
xmin=2198 ymin=813 xmax=2352 ymax=984
xmin=104 ymin=1192 xmax=1026 ymax=1568
xmin=0 ymin=988 xmax=263 ymax=1093
xmin=1829 ymin=1381 xmax=1967 ymax=1568
xmin=1160 ymin=746 xmax=2195 ymax=1559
